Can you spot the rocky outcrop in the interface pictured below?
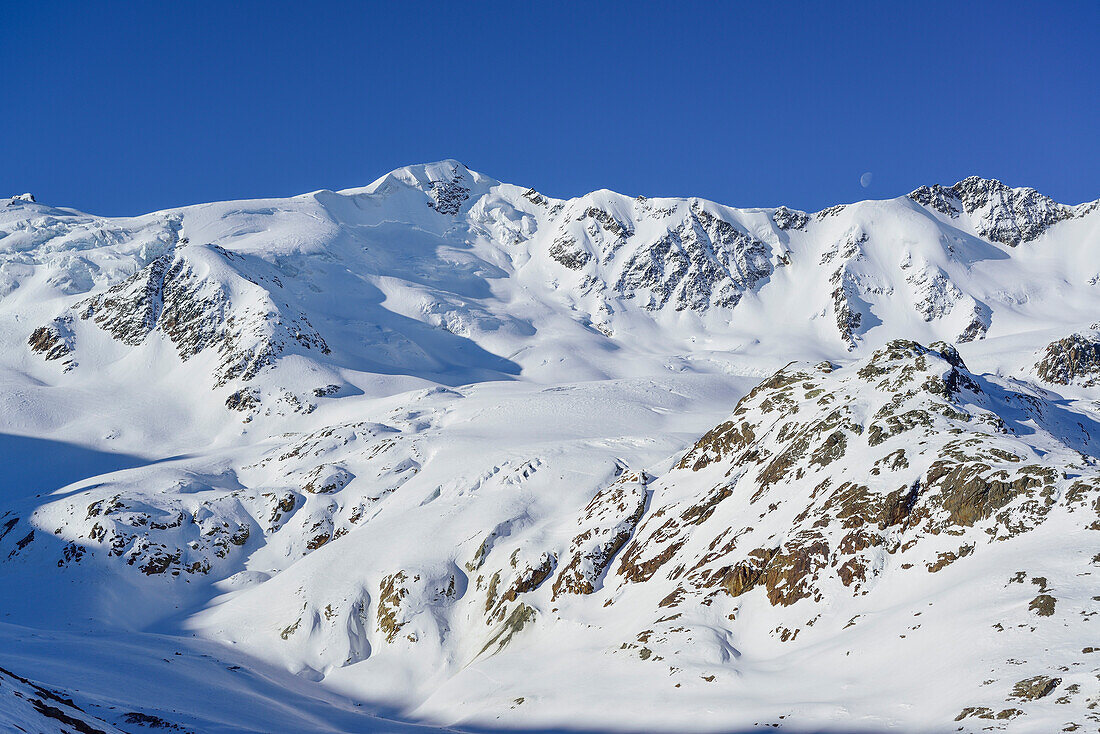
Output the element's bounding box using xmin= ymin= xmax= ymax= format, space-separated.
xmin=26 ymin=488 xmax=257 ymax=578
xmin=773 ymin=206 xmax=808 ymax=231
xmin=426 ymin=174 xmax=471 ymax=215
xmin=831 ymin=277 xmax=863 ymax=349
xmin=76 ymin=244 xmax=328 ymax=386
xmin=1035 ymin=332 xmax=1100 ymax=386
xmin=611 ymin=206 xmax=772 ymax=311
xmin=909 ymin=176 xmax=1072 ymax=246
xmin=376 ymin=570 xmax=412 ymax=642
xmin=614 ymin=340 xmax=1099 ymax=624
xmin=1009 ymin=675 xmax=1061 ymax=701
xmin=548 ymin=236 xmax=592 ymax=270
xmin=2 ymin=421 xmax=416 ymax=585
xmin=376 ymin=569 xmax=458 ymax=645
xmin=553 ymin=470 xmax=648 ymax=597
xmin=819 ymin=229 xmax=883 ymax=348
xmin=301 ymin=464 xmax=354 ymax=494
xmin=28 ymin=315 xmax=76 ymax=368
xmin=541 ymin=197 xmax=775 ymax=316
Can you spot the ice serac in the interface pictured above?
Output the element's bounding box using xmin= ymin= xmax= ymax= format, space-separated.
xmin=0 ymin=164 xmax=1099 ymax=733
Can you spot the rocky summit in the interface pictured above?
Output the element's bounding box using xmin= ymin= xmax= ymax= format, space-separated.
xmin=1 ymin=161 xmax=1098 ymax=733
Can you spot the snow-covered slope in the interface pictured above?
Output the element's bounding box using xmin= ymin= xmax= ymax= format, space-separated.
xmin=0 ymin=162 xmax=1098 ymax=733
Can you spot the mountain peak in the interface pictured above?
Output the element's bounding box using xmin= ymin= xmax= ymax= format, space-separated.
xmin=360 ymin=159 xmax=493 ymax=194
xmin=907 ymin=175 xmax=1074 ymax=246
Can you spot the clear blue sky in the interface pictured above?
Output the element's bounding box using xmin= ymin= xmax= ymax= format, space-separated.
xmin=3 ymin=1 xmax=1097 ymax=216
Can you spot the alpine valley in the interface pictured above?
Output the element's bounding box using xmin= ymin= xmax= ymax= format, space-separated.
xmin=1 ymin=161 xmax=1098 ymax=733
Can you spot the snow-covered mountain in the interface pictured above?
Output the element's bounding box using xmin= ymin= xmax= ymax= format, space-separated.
xmin=1 ymin=162 xmax=1098 ymax=733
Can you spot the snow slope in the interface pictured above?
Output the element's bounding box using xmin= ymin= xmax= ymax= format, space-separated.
xmin=0 ymin=162 xmax=1098 ymax=732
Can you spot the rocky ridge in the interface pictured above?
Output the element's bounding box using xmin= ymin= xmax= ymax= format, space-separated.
xmin=908 ymin=176 xmax=1080 ymax=246
xmin=12 ymin=166 xmax=1095 ymax=394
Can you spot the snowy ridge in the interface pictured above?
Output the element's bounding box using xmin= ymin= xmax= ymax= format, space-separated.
xmin=0 ymin=164 xmax=1098 ymax=733
xmin=6 ymin=163 xmax=1100 ymax=393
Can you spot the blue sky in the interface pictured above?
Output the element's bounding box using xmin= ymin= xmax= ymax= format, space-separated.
xmin=3 ymin=1 xmax=1097 ymax=215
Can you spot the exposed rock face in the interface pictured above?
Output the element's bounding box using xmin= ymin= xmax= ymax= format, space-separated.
xmin=426 ymin=174 xmax=471 ymax=215
xmin=548 ymin=235 xmax=592 ymax=270
xmin=474 ymin=544 xmax=555 ymax=632
xmin=909 ymin=176 xmax=1072 ymax=246
xmin=500 ymin=553 xmax=555 ymax=605
xmin=772 ymin=206 xmax=808 ymax=231
xmin=907 ymin=265 xmax=962 ymax=323
xmin=28 ymin=316 xmax=76 ymax=368
xmin=908 ymin=183 xmax=962 ymax=217
xmin=225 ymin=387 xmax=260 ymax=413
xmin=479 ymin=602 xmax=537 ymax=656
xmin=903 ymin=262 xmax=991 ymax=345
xmin=1009 ymin=675 xmax=1061 ymax=701
xmin=955 ymin=303 xmax=992 ymax=343
xmin=1035 ymin=332 xmax=1100 ymax=386
xmin=376 ymin=571 xmax=412 ymax=642
xmin=822 ymin=230 xmax=876 ymax=348
xmin=831 ymin=281 xmax=863 ymax=349
xmin=377 ymin=568 xmax=458 ymax=645
xmin=542 ymin=198 xmax=775 ymax=315
xmin=617 ymin=340 xmax=1098 ymax=621
xmin=553 ymin=470 xmax=648 ymax=597
xmin=610 ymin=206 xmax=773 ymax=311
xmin=301 ymin=464 xmax=354 ymax=494
xmin=76 ymin=244 xmax=328 ymax=386
xmin=34 ymin=486 xmax=258 ymax=578
xmin=4 ymin=421 xmax=416 ymax=586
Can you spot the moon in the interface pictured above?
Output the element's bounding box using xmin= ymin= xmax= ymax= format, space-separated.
xmin=860 ymin=172 xmax=873 ymax=188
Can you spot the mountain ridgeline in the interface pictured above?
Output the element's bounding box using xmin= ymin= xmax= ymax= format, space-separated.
xmin=1 ymin=163 xmax=1098 ymax=733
